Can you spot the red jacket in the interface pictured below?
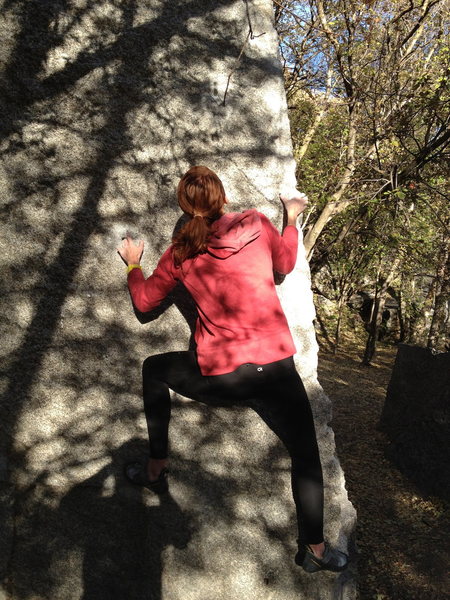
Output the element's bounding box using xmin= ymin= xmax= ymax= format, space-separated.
xmin=128 ymin=209 xmax=298 ymax=375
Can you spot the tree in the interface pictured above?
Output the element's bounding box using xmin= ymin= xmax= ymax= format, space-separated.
xmin=275 ymin=0 xmax=450 ymax=259
xmin=427 ymin=225 xmax=450 ymax=349
xmin=275 ymin=0 xmax=450 ymax=358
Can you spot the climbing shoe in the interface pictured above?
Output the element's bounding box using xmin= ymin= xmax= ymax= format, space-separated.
xmin=297 ymin=542 xmax=348 ymax=573
xmin=124 ymin=461 xmax=169 ymax=495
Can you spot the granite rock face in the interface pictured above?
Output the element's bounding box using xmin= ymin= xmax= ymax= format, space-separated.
xmin=380 ymin=344 xmax=450 ymax=501
xmin=0 ymin=1 xmax=356 ymax=598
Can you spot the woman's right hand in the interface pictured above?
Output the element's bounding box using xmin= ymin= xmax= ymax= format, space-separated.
xmin=279 ymin=190 xmax=309 ymax=222
xmin=117 ymin=237 xmax=144 ymax=265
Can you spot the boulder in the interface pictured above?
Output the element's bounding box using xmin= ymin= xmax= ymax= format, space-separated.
xmin=380 ymin=344 xmax=450 ymax=500
xmin=0 ymin=1 xmax=356 ymax=598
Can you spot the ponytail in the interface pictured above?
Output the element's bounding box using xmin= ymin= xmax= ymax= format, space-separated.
xmin=172 ymin=215 xmax=211 ymax=266
xmin=172 ymin=166 xmax=226 ymax=267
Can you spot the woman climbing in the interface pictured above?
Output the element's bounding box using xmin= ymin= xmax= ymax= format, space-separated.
xmin=117 ymin=165 xmax=348 ymax=573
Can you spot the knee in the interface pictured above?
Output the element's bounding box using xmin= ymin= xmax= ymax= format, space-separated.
xmin=142 ymin=355 xmax=161 ymax=380
xmin=290 ymin=444 xmax=322 ymax=470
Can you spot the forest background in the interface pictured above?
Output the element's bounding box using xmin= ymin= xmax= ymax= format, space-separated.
xmin=272 ymin=0 xmax=450 ymax=361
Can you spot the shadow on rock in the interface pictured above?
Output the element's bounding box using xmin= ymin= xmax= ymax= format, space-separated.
xmin=9 ymin=439 xmax=192 ymax=600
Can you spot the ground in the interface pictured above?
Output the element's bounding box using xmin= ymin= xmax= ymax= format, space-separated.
xmin=317 ymin=341 xmax=449 ymax=600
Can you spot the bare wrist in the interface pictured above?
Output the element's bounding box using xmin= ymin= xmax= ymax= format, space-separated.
xmin=287 ymin=213 xmax=299 ymax=227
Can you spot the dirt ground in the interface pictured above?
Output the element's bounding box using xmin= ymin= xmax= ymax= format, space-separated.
xmin=317 ymin=342 xmax=449 ymax=600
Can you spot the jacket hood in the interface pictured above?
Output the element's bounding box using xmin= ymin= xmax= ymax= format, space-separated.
xmin=207 ymin=209 xmax=261 ymax=259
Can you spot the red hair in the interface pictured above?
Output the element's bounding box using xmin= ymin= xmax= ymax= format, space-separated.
xmin=172 ymin=166 xmax=226 ymax=266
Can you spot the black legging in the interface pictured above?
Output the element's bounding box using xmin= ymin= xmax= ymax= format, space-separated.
xmin=142 ymin=351 xmax=324 ymax=544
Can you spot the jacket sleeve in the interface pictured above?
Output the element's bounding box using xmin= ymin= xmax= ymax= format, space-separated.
xmin=127 ymin=246 xmax=178 ymax=312
xmin=260 ymin=213 xmax=298 ymax=274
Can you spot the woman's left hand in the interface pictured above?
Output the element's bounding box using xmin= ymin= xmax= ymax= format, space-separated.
xmin=117 ymin=237 xmax=144 ymax=265
xmin=279 ymin=191 xmax=309 ymax=217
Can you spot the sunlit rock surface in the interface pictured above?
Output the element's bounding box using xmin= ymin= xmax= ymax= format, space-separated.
xmin=0 ymin=1 xmax=356 ymax=598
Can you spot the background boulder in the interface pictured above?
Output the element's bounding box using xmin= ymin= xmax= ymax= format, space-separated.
xmin=380 ymin=344 xmax=450 ymax=501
